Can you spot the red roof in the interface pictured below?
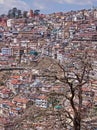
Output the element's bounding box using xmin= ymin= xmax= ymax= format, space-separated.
xmin=11 ymin=79 xmax=21 ymax=85
xmin=37 ymin=95 xmax=47 ymax=100
xmin=11 ymin=75 xmax=20 ymax=79
xmin=1 ymin=88 xmax=11 ymax=94
xmin=13 ymin=96 xmax=28 ymax=104
xmin=82 ymin=87 xmax=91 ymax=92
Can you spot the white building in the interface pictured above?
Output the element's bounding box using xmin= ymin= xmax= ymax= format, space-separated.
xmin=7 ymin=19 xmax=14 ymax=27
xmin=1 ymin=48 xmax=12 ymax=56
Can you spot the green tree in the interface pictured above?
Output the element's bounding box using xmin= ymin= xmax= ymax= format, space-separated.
xmin=17 ymin=9 xmax=22 ymax=18
xmin=34 ymin=10 xmax=40 ymax=16
xmin=48 ymin=90 xmax=60 ymax=110
xmin=23 ymin=11 xmax=28 ymax=18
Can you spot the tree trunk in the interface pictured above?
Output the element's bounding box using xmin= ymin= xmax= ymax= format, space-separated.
xmin=73 ymin=114 xmax=81 ymax=130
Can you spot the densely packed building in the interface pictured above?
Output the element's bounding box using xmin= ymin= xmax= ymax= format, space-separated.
xmin=0 ymin=8 xmax=97 ymax=129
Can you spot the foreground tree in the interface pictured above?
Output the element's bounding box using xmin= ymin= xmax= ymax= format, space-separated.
xmin=36 ymin=51 xmax=94 ymax=130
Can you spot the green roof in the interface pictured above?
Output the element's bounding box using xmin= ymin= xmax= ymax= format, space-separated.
xmin=55 ymin=105 xmax=62 ymax=110
xmin=30 ymin=50 xmax=38 ymax=56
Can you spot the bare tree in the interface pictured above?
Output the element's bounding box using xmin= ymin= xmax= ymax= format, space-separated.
xmin=36 ymin=51 xmax=94 ymax=130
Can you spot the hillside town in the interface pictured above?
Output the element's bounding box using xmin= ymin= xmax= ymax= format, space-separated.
xmin=0 ymin=7 xmax=97 ymax=130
